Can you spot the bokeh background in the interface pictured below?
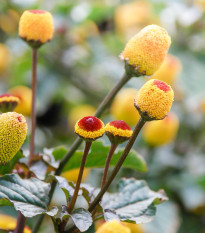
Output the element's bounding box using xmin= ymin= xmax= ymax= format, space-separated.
xmin=0 ymin=0 xmax=205 ymax=233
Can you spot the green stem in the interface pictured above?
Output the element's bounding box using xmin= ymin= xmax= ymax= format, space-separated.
xmin=32 ymin=72 xmax=132 ymax=233
xmin=65 ymin=118 xmax=146 ymax=233
xmin=28 ymin=48 xmax=38 ymax=166
xmin=69 ymin=141 xmax=92 ymax=213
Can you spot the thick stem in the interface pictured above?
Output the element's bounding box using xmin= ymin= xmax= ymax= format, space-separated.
xmin=14 ymin=212 xmax=26 ymax=233
xmin=65 ymin=118 xmax=146 ymax=233
xmin=28 ymin=48 xmax=38 ymax=166
xmin=88 ymin=118 xmax=145 ymax=213
xmin=101 ymin=144 xmax=117 ymax=188
xmin=32 ymin=73 xmax=132 ymax=233
xmin=69 ymin=141 xmax=92 ymax=213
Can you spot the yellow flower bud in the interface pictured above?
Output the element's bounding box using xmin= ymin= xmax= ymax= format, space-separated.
xmin=0 ymin=214 xmax=31 ymax=233
xmin=8 ymin=86 xmax=32 ymax=116
xmin=150 ymin=54 xmax=182 ymax=85
xmin=62 ymin=168 xmax=90 ymax=183
xmin=123 ymin=222 xmax=144 ymax=233
xmin=19 ymin=10 xmax=54 ymax=48
xmin=120 ymin=24 xmax=171 ymax=76
xmin=111 ymin=88 xmax=140 ymax=126
xmin=134 ymin=79 xmax=174 ymax=121
xmin=0 ymin=112 xmax=27 ymax=164
xmin=0 ymin=43 xmax=10 ymax=74
xmin=0 ymin=94 xmax=20 ymax=113
xmin=75 ymin=116 xmax=105 ymax=141
xmin=95 ymin=220 xmax=131 ymax=233
xmin=142 ymin=112 xmax=179 ymax=146
xmin=68 ymin=104 xmax=96 ymax=128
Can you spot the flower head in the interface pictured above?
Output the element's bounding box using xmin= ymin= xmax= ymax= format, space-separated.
xmin=0 ymin=112 xmax=27 ymax=164
xmin=19 ymin=10 xmax=54 ymax=48
xmin=0 ymin=43 xmax=10 ymax=74
xmin=0 ymin=94 xmax=20 ymax=113
xmin=62 ymin=168 xmax=90 ymax=183
xmin=111 ymin=88 xmax=140 ymax=126
xmin=123 ymin=222 xmax=144 ymax=233
xmin=142 ymin=112 xmax=179 ymax=146
xmin=75 ymin=116 xmax=105 ymax=141
xmin=150 ymin=54 xmax=182 ymax=85
xmin=0 ymin=214 xmax=31 ymax=233
xmin=8 ymin=86 xmax=32 ymax=116
xmin=95 ymin=220 xmax=131 ymax=233
xmin=134 ymin=79 xmax=174 ymax=121
xmin=120 ymin=24 xmax=171 ymax=76
xmin=105 ymin=120 xmax=133 ymax=144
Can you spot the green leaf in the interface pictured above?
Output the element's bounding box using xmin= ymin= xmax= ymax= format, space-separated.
xmin=101 ymin=178 xmax=168 ymax=224
xmin=0 ymin=174 xmax=58 ymax=217
xmin=52 ymin=141 xmax=147 ymax=172
xmin=0 ymin=151 xmax=25 ymax=175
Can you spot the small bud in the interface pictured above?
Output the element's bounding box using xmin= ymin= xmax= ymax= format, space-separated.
xmin=120 ymin=25 xmax=171 ymax=76
xmin=111 ymin=88 xmax=140 ymax=126
xmin=142 ymin=112 xmax=179 ymax=146
xmin=150 ymin=54 xmax=182 ymax=85
xmin=0 ymin=94 xmax=20 ymax=113
xmin=0 ymin=112 xmax=27 ymax=164
xmin=105 ymin=120 xmax=133 ymax=145
xmin=96 ymin=220 xmax=131 ymax=233
xmin=134 ymin=79 xmax=174 ymax=121
xmin=19 ymin=10 xmax=54 ymax=48
xmin=0 ymin=44 xmax=10 ymax=74
xmin=62 ymin=168 xmax=90 ymax=183
xmin=8 ymin=86 xmax=32 ymax=116
xmin=75 ymin=116 xmax=105 ymax=141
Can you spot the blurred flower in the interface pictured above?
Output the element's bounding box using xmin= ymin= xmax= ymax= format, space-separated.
xmin=142 ymin=112 xmax=179 ymax=147
xmin=62 ymin=168 xmax=90 ymax=183
xmin=8 ymin=86 xmax=32 ymax=116
xmin=0 ymin=94 xmax=20 ymax=113
xmin=111 ymin=88 xmax=140 ymax=126
xmin=114 ymin=1 xmax=157 ymax=39
xmin=68 ymin=104 xmax=96 ymax=128
xmin=150 ymin=54 xmax=182 ymax=86
xmin=0 ymin=9 xmax=20 ymax=35
xmin=134 ymin=79 xmax=174 ymax=121
xmin=123 ymin=222 xmax=144 ymax=233
xmin=0 ymin=43 xmax=10 ymax=74
xmin=0 ymin=112 xmax=27 ymax=164
xmin=75 ymin=116 xmax=105 ymax=141
xmin=120 ymin=24 xmax=171 ymax=76
xmin=0 ymin=214 xmax=31 ymax=233
xmin=105 ymin=120 xmax=133 ymax=145
xmin=195 ymin=0 xmax=205 ymax=11
xmin=19 ymin=10 xmax=54 ymax=48
xmin=95 ymin=220 xmax=131 ymax=233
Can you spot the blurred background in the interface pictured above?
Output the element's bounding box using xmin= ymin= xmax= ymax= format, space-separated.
xmin=0 ymin=0 xmax=205 ymax=233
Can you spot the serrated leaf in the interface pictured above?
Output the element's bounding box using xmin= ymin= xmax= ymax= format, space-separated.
xmin=101 ymin=178 xmax=168 ymax=224
xmin=52 ymin=141 xmax=147 ymax=172
xmin=0 ymin=174 xmax=58 ymax=217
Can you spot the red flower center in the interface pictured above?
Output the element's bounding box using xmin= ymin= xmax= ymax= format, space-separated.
xmin=78 ymin=116 xmax=103 ymax=132
xmin=29 ymin=10 xmax=46 ymax=14
xmin=17 ymin=116 xmax=22 ymax=122
xmin=109 ymin=120 xmax=131 ymax=130
xmin=153 ymin=80 xmax=170 ymax=92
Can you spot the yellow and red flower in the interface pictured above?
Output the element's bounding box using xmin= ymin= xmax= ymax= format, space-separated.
xmin=142 ymin=112 xmax=179 ymax=146
xmin=75 ymin=116 xmax=105 ymax=141
xmin=0 ymin=112 xmax=27 ymax=164
xmin=105 ymin=120 xmax=133 ymax=144
xmin=19 ymin=10 xmax=54 ymax=48
xmin=134 ymin=79 xmax=174 ymax=121
xmin=120 ymin=24 xmax=171 ymax=76
xmin=0 ymin=94 xmax=20 ymax=113
xmin=95 ymin=220 xmax=131 ymax=233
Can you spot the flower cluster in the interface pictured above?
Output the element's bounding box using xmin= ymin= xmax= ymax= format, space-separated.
xmin=0 ymin=112 xmax=27 ymax=164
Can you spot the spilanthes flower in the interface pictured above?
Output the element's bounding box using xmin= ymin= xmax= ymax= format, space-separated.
xmin=134 ymin=79 xmax=174 ymax=121
xmin=0 ymin=43 xmax=10 ymax=74
xmin=150 ymin=54 xmax=182 ymax=85
xmin=123 ymin=222 xmax=144 ymax=233
xmin=0 ymin=94 xmax=20 ymax=113
xmin=142 ymin=112 xmax=179 ymax=146
xmin=62 ymin=168 xmax=90 ymax=183
xmin=0 ymin=112 xmax=27 ymax=164
xmin=95 ymin=220 xmax=131 ymax=233
xmin=120 ymin=24 xmax=171 ymax=76
xmin=105 ymin=120 xmax=133 ymax=144
xmin=111 ymin=88 xmax=140 ymax=126
xmin=75 ymin=116 xmax=105 ymax=141
xmin=19 ymin=10 xmax=54 ymax=48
